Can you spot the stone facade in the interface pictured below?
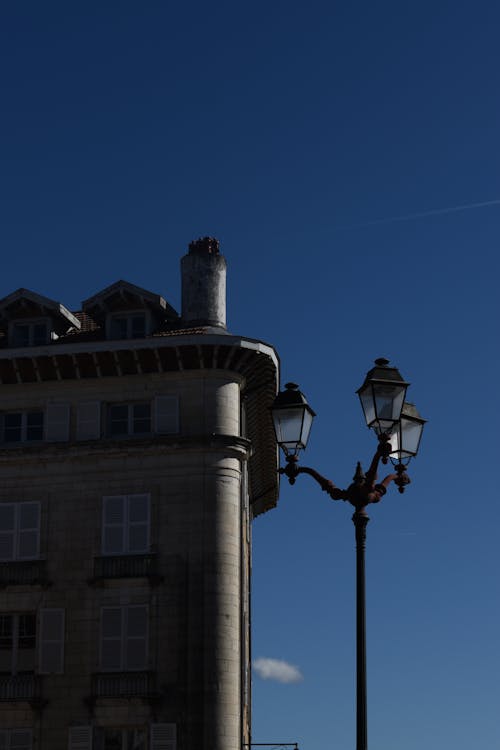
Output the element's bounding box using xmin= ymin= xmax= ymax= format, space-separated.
xmin=0 ymin=240 xmax=279 ymax=750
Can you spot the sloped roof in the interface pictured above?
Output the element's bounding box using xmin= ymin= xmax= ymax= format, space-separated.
xmin=0 ymin=288 xmax=80 ymax=333
xmin=82 ymin=280 xmax=178 ymax=321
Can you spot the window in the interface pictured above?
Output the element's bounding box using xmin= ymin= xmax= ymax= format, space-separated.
xmin=0 ymin=609 xmax=64 ymax=676
xmin=102 ymin=495 xmax=150 ymax=555
xmin=109 ymin=404 xmax=151 ymax=437
xmin=100 ymin=606 xmax=148 ymax=672
xmin=0 ymin=614 xmax=36 ymax=674
xmin=103 ymin=728 xmax=147 ymax=750
xmin=0 ymin=730 xmax=32 ymax=750
xmin=3 ymin=412 xmax=44 ymax=443
xmin=109 ymin=313 xmax=147 ymax=340
xmin=11 ymin=321 xmax=48 ymax=347
xmin=0 ymin=503 xmax=40 ymax=561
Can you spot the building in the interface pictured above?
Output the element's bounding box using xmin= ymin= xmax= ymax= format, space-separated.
xmin=0 ymin=238 xmax=280 ymax=750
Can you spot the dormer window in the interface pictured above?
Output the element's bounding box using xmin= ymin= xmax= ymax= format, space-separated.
xmin=11 ymin=320 xmax=49 ymax=347
xmin=0 ymin=290 xmax=80 ymax=347
xmin=109 ymin=313 xmax=147 ymax=340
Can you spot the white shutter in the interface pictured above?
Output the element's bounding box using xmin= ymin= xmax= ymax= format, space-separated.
xmin=150 ymin=724 xmax=176 ymax=750
xmin=0 ymin=504 xmax=15 ymax=560
xmin=68 ymin=726 xmax=93 ymax=750
xmin=39 ymin=608 xmax=65 ymax=674
xmin=102 ymin=496 xmax=126 ymax=554
xmin=125 ymin=605 xmax=148 ymax=671
xmin=18 ymin=502 xmax=40 ymax=560
xmin=45 ymin=403 xmax=70 ymax=442
xmin=154 ymin=396 xmax=179 ymax=434
xmin=76 ymin=401 xmax=101 ymax=440
xmin=127 ymin=494 xmax=150 ymax=553
xmin=101 ymin=607 xmax=123 ymax=671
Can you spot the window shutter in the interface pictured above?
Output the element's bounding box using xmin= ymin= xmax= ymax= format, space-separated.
xmin=68 ymin=726 xmax=93 ymax=750
xmin=101 ymin=607 xmax=123 ymax=671
xmin=125 ymin=605 xmax=148 ymax=671
xmin=39 ymin=608 xmax=65 ymax=674
xmin=45 ymin=403 xmax=70 ymax=442
xmin=154 ymin=396 xmax=179 ymax=435
xmin=127 ymin=494 xmax=150 ymax=553
xmin=76 ymin=401 xmax=101 ymax=440
xmin=102 ymin=496 xmax=126 ymax=555
xmin=0 ymin=504 xmax=15 ymax=560
xmin=150 ymin=724 xmax=176 ymax=750
xmin=18 ymin=502 xmax=40 ymax=560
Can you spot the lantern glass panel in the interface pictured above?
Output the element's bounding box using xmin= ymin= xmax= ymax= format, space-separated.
xmin=359 ymin=386 xmax=376 ymax=427
xmin=390 ymin=415 xmax=424 ymax=459
xmin=272 ymin=406 xmax=307 ymax=454
xmin=301 ymin=408 xmax=314 ymax=449
xmin=374 ymin=384 xmax=406 ymax=428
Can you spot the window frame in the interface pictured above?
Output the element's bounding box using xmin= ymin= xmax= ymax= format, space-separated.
xmin=108 ymin=402 xmax=152 ymax=438
xmin=0 ymin=502 xmax=41 ymax=561
xmin=107 ymin=311 xmax=150 ymax=341
xmin=100 ymin=605 xmax=149 ymax=673
xmin=8 ymin=318 xmax=51 ymax=348
xmin=102 ymin=727 xmax=147 ymax=750
xmin=1 ymin=411 xmax=44 ymax=444
xmin=0 ymin=612 xmax=37 ymax=675
xmin=101 ymin=494 xmax=151 ymax=556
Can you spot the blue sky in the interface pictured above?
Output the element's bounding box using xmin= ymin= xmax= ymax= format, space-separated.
xmin=1 ymin=2 xmax=499 ymax=748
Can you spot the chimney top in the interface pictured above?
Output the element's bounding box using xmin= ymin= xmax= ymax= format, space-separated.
xmin=188 ymin=236 xmax=220 ymax=255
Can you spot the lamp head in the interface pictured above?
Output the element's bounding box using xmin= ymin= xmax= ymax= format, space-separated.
xmin=271 ymin=382 xmax=316 ymax=457
xmin=357 ymin=358 xmax=409 ymax=436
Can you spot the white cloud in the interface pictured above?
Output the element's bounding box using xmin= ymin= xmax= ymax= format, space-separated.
xmin=253 ymin=657 xmax=303 ymax=684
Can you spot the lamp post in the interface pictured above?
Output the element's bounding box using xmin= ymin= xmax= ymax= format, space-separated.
xmin=271 ymin=359 xmax=425 ymax=750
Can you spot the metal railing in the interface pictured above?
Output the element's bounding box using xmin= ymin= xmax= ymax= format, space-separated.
xmin=92 ymin=553 xmax=159 ymax=581
xmin=0 ymin=674 xmax=41 ymax=701
xmin=92 ymin=671 xmax=156 ymax=698
xmin=0 ymin=560 xmax=48 ymax=587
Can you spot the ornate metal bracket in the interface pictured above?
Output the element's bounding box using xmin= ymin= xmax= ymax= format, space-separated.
xmin=279 ymin=436 xmax=411 ymax=512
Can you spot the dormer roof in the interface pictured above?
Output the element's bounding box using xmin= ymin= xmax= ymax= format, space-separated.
xmin=0 ymin=288 xmax=80 ymax=334
xmin=82 ymin=280 xmax=179 ymax=322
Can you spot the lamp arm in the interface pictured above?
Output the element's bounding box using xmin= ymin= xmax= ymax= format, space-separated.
xmin=279 ymin=460 xmax=347 ymax=501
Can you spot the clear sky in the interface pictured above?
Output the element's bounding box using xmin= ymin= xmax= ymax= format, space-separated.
xmin=1 ymin=2 xmax=499 ymax=749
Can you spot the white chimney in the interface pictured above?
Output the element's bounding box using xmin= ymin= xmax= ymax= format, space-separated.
xmin=181 ymin=237 xmax=227 ymax=329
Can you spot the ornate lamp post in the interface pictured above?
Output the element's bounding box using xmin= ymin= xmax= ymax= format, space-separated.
xmin=271 ymin=359 xmax=426 ymax=750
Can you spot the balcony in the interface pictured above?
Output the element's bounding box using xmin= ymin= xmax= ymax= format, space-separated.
xmin=0 ymin=560 xmax=49 ymax=588
xmin=90 ymin=554 xmax=161 ymax=584
xmin=92 ymin=671 xmax=157 ymax=699
xmin=0 ymin=674 xmax=43 ymax=705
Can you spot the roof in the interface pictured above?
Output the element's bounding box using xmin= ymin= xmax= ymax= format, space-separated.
xmin=0 ymin=288 xmax=81 ymax=334
xmin=82 ymin=279 xmax=179 ymax=321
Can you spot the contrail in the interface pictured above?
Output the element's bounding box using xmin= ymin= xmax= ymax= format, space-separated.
xmin=342 ymin=198 xmax=500 ymax=229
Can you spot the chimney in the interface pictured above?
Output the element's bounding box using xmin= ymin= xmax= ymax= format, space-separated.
xmin=181 ymin=237 xmax=227 ymax=329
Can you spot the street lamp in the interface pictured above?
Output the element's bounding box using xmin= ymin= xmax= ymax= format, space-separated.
xmin=271 ymin=358 xmax=426 ymax=750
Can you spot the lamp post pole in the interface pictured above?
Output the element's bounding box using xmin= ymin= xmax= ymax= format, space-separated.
xmin=354 ymin=508 xmax=368 ymax=750
xmin=271 ymin=361 xmax=426 ymax=750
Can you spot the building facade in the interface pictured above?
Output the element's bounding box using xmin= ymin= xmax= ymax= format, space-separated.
xmin=0 ymin=238 xmax=279 ymax=750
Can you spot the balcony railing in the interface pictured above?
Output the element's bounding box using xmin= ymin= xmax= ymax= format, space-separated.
xmin=0 ymin=674 xmax=42 ymax=702
xmin=92 ymin=671 xmax=156 ymax=699
xmin=0 ymin=560 xmax=49 ymax=588
xmin=91 ymin=554 xmax=161 ymax=583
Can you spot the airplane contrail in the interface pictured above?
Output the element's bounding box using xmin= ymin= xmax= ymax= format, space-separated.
xmin=343 ymin=197 xmax=500 ymax=228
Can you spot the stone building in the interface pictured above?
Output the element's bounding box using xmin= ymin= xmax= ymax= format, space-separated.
xmin=0 ymin=238 xmax=279 ymax=750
